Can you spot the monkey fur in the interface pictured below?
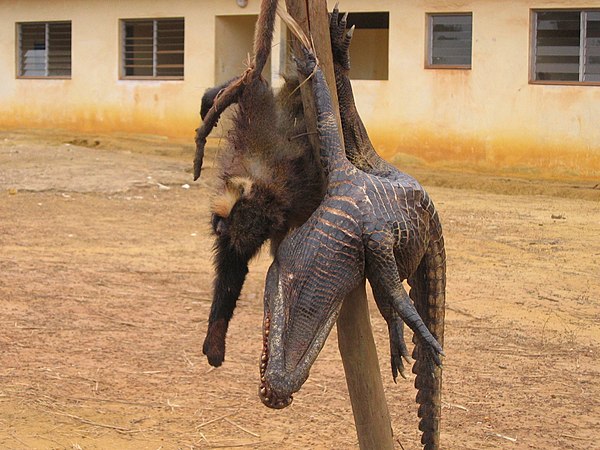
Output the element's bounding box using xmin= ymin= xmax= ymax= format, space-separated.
xmin=201 ymin=75 xmax=324 ymax=367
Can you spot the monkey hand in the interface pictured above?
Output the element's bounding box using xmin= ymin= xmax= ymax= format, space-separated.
xmin=203 ymin=319 xmax=227 ymax=367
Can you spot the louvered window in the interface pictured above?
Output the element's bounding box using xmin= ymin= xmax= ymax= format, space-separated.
xmin=17 ymin=21 xmax=71 ymax=78
xmin=122 ymin=18 xmax=184 ymax=79
xmin=427 ymin=14 xmax=472 ymax=68
xmin=533 ymin=10 xmax=600 ymax=83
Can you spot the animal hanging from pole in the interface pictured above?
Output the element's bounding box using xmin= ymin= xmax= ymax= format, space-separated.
xmin=193 ymin=2 xmax=446 ymax=448
xmin=195 ymin=3 xmax=413 ymax=378
xmin=259 ymin=12 xmax=446 ymax=450
xmin=194 ymin=0 xmax=324 ymax=368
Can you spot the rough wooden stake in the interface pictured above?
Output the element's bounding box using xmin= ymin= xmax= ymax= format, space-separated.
xmin=284 ymin=1 xmax=394 ymax=449
xmin=338 ymin=282 xmax=395 ymax=449
xmin=284 ymin=0 xmax=342 ymax=161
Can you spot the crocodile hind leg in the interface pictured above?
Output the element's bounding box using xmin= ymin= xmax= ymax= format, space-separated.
xmin=365 ymin=244 xmax=444 ymax=369
xmin=370 ymin=288 xmax=412 ymax=381
xmin=330 ymin=8 xmax=414 ymax=377
xmin=330 ymin=5 xmax=352 ymax=71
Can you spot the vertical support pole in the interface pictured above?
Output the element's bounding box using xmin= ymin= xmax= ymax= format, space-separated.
xmin=337 ymin=282 xmax=395 ymax=450
xmin=283 ymin=2 xmax=394 ymax=449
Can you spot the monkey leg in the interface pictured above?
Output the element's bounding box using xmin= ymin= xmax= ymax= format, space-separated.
xmin=194 ymin=75 xmax=247 ymax=180
xmin=200 ymin=77 xmax=238 ymax=121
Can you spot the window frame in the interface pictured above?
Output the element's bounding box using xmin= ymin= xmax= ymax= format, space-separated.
xmin=120 ymin=17 xmax=185 ymax=80
xmin=16 ymin=20 xmax=72 ymax=79
xmin=530 ymin=9 xmax=600 ymax=86
xmin=426 ymin=12 xmax=473 ymax=70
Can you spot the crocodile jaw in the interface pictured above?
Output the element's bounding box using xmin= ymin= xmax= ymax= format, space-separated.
xmin=259 ymin=258 xmax=347 ymax=407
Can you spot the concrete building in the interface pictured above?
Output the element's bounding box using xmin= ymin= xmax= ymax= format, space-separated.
xmin=1 ymin=0 xmax=599 ymax=177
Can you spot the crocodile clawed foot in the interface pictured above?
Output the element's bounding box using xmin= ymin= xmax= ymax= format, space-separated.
xmin=389 ymin=318 xmax=413 ymax=382
xmin=293 ymin=46 xmax=317 ymax=78
xmin=432 ymin=349 xmax=444 ymax=368
xmin=330 ymin=4 xmax=354 ymax=70
xmin=424 ymin=337 xmax=444 ymax=369
xmin=415 ymin=335 xmax=444 ymax=373
xmin=391 ymin=293 xmax=444 ymax=369
xmin=391 ymin=353 xmax=407 ymax=382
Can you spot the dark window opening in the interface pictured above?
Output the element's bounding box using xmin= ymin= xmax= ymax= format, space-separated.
xmin=533 ymin=9 xmax=600 ymax=83
xmin=122 ymin=18 xmax=184 ymax=79
xmin=18 ymin=21 xmax=71 ymax=78
xmin=280 ymin=11 xmax=389 ymax=81
xmin=345 ymin=12 xmax=389 ymax=80
xmin=427 ymin=13 xmax=473 ymax=68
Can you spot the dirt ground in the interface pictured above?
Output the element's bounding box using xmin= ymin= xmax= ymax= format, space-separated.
xmin=1 ymin=129 xmax=599 ymax=450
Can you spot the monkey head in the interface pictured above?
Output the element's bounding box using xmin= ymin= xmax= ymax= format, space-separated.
xmin=211 ymin=176 xmax=288 ymax=259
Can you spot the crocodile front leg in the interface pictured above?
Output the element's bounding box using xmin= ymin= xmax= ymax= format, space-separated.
xmin=389 ymin=314 xmax=412 ymax=380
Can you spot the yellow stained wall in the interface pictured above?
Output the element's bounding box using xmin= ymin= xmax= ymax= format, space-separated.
xmin=341 ymin=0 xmax=600 ymax=178
xmin=0 ymin=0 xmax=262 ymax=138
xmin=1 ymin=0 xmax=599 ymax=178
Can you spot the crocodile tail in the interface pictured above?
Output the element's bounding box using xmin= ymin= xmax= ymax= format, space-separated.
xmin=408 ymin=210 xmax=446 ymax=450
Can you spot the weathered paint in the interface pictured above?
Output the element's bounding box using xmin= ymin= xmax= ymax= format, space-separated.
xmin=344 ymin=0 xmax=600 ymax=178
xmin=1 ymin=0 xmax=599 ymax=177
xmin=0 ymin=0 xmax=253 ymax=138
xmin=371 ymin=127 xmax=600 ymax=179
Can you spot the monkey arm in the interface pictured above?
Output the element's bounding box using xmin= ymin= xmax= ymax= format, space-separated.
xmin=202 ymin=235 xmax=251 ymax=367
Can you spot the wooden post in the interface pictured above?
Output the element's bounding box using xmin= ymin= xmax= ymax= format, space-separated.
xmin=337 ymin=282 xmax=394 ymax=450
xmin=283 ymin=2 xmax=394 ymax=449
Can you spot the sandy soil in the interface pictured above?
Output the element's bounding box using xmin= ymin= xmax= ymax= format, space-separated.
xmin=1 ymin=129 xmax=599 ymax=449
